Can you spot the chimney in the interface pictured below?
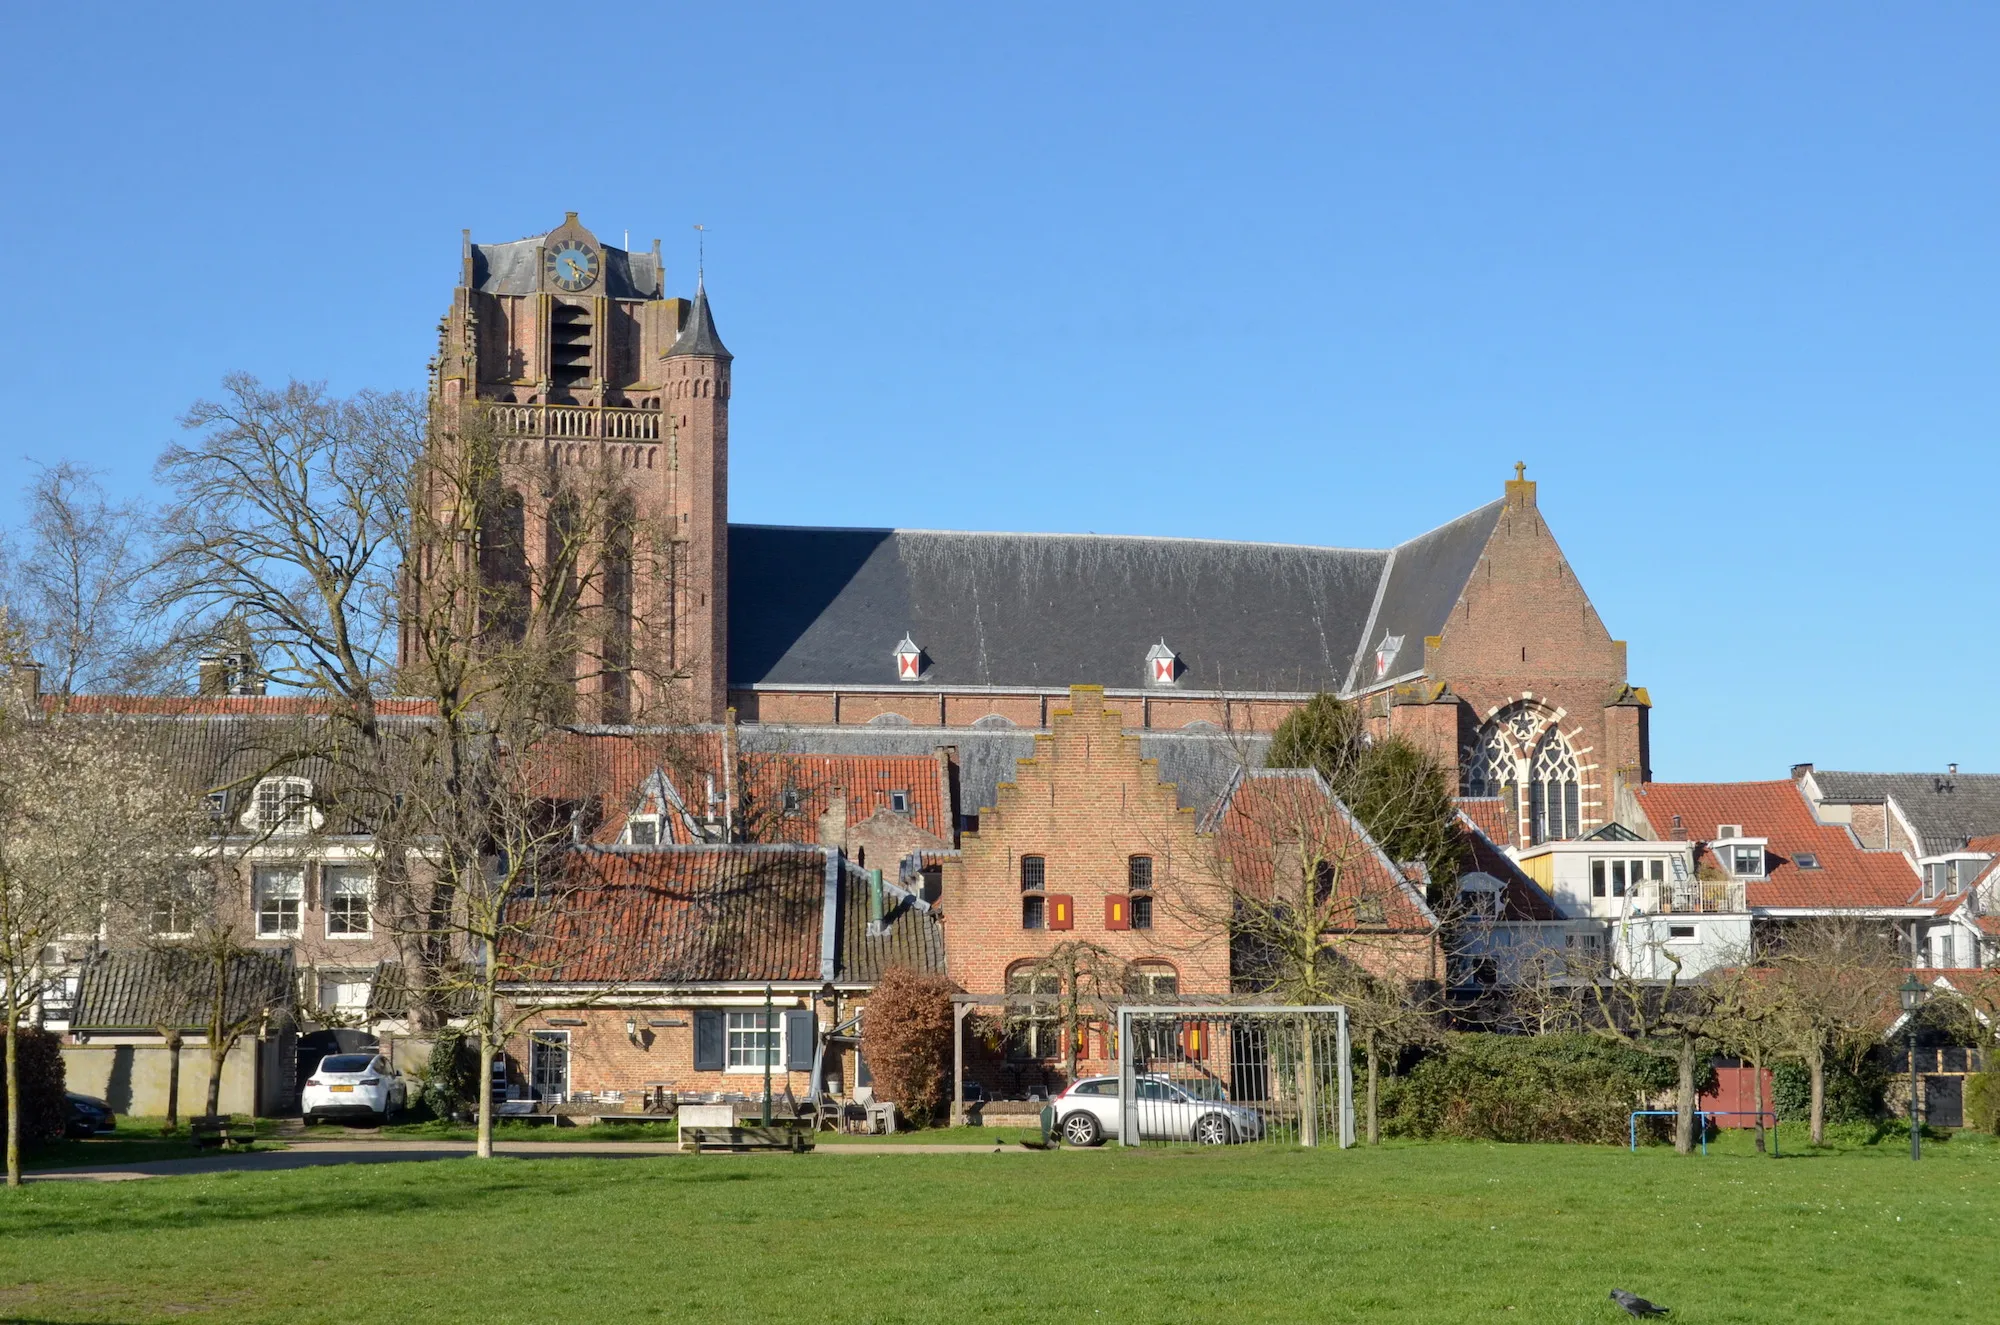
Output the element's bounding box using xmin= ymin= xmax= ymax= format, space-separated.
xmin=198 ymin=654 xmax=231 ymax=696
xmin=867 ymin=868 xmax=885 ymax=935
xmin=1669 ymin=813 xmax=1686 ymax=841
xmin=1790 ymin=763 xmax=1814 ymax=780
xmin=5 ymin=659 xmax=41 ymax=710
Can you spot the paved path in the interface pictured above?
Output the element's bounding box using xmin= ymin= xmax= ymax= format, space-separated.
xmin=28 ymin=1138 xmax=1034 ymax=1182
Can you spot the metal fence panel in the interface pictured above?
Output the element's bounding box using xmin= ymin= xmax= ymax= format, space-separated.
xmin=1112 ymin=1006 xmax=1352 ymax=1148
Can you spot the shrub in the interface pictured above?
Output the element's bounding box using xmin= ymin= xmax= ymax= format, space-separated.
xmin=862 ymin=967 xmax=957 ymax=1127
xmin=1772 ymin=1057 xmax=1886 ymax=1124
xmin=421 ymin=1032 xmax=480 ymax=1120
xmin=1 ymin=1028 xmax=71 ymax=1146
xmin=1963 ymin=1072 xmax=1999 ymax=1135
xmin=1382 ymin=1034 xmax=1682 ymax=1145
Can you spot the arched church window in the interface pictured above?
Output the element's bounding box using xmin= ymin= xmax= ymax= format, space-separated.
xmin=1462 ymin=722 xmax=1515 ymax=798
xmin=1529 ymin=730 xmax=1580 ymax=844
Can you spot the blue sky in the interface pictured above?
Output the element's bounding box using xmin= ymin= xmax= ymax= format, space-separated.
xmin=1 ymin=3 xmax=1993 ymax=779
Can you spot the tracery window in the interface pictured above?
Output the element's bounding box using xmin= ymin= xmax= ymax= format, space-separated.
xmin=1529 ymin=730 xmax=1580 ymax=844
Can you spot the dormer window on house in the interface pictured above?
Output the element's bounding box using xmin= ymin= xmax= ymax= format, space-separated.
xmin=782 ymin=786 xmax=803 ymax=815
xmin=1922 ymin=855 xmax=1989 ymax=901
xmin=248 ymin=777 xmax=314 ymax=834
xmin=1726 ymin=842 xmax=1767 ymax=879
xmin=625 ymin=816 xmax=662 ymax=846
xmin=889 ymin=790 xmax=911 ymax=815
xmin=205 ymin=790 xmax=229 ymax=821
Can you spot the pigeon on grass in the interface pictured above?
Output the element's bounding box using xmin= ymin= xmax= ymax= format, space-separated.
xmin=1609 ymin=1289 xmax=1669 ymax=1317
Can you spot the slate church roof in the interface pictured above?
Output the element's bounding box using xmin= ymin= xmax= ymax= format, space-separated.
xmin=727 ymin=499 xmax=1504 ymax=697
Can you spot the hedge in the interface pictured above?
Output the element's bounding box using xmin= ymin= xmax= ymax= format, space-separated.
xmin=1 ymin=1027 xmax=71 ymax=1146
xmin=1961 ymin=1072 xmax=1998 ymax=1135
xmin=1771 ymin=1058 xmax=1886 ymax=1124
xmin=1382 ymin=1034 xmax=1689 ymax=1145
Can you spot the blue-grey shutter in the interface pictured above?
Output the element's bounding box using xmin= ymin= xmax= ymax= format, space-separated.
xmin=693 ymin=1010 xmax=724 ymax=1071
xmin=784 ymin=1010 xmax=815 ymax=1072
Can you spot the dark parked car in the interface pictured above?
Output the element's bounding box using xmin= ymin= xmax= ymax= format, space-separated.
xmin=65 ymin=1093 xmax=115 ymax=1138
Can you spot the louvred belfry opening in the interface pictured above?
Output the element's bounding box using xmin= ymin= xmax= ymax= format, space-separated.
xmin=893 ymin=634 xmax=923 ymax=682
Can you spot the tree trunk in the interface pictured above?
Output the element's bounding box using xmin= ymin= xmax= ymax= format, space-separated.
xmin=163 ymin=1032 xmax=183 ymax=1132
xmin=5 ymin=1013 xmax=20 ymax=1188
xmin=476 ymin=1029 xmax=496 ymax=1160
xmin=1808 ymin=1049 xmax=1826 ymax=1147
xmin=1365 ymin=1039 xmax=1380 ymax=1146
xmin=205 ymin=1039 xmax=228 ymax=1119
xmin=1674 ymin=1036 xmax=1697 ymax=1156
xmin=1749 ymin=1049 xmax=1766 ymax=1155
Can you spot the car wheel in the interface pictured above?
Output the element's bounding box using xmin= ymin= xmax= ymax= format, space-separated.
xmin=1060 ymin=1112 xmax=1102 ymax=1147
xmin=1194 ymin=1113 xmax=1233 ymax=1145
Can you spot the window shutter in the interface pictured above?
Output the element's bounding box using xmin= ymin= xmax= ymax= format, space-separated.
xmin=1104 ymin=895 xmax=1129 ymax=931
xmin=1047 ymin=894 xmax=1074 ymax=931
xmin=693 ymin=1009 xmax=724 ymax=1071
xmin=1179 ymin=1022 xmax=1208 ymax=1060
xmin=783 ymin=1009 xmax=816 ymax=1072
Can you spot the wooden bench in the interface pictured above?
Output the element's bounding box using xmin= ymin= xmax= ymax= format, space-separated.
xmin=680 ymin=1123 xmax=813 ymax=1153
xmin=189 ymin=1116 xmax=257 ymax=1151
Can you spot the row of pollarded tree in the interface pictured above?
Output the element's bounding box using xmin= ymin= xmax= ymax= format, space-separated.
xmin=0 ymin=377 xmax=724 ymax=1186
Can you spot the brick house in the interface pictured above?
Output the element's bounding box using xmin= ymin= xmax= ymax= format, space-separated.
xmin=498 ymin=844 xmax=943 ymax=1108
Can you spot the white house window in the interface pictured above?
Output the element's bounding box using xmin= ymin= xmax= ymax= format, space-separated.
xmin=626 ymin=816 xmax=661 ymax=846
xmin=726 ymin=1011 xmax=781 ymax=1070
xmin=253 ymin=866 xmax=304 ymax=938
xmin=1728 ymin=845 xmax=1765 ymax=879
xmin=1125 ymin=961 xmax=1179 ymax=999
xmin=1667 ymin=924 xmax=1697 ymax=941
xmin=43 ymin=973 xmax=80 ymax=1023
xmin=324 ymin=866 xmax=373 ymax=937
xmin=889 ymin=790 xmax=911 ymax=814
xmin=318 ymin=972 xmax=372 ymax=1014
xmin=251 ymin=777 xmax=314 ymax=833
xmin=1935 ymin=933 xmax=1955 ymax=968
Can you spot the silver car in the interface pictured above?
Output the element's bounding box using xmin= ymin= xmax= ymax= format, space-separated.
xmin=1053 ymin=1074 xmax=1265 ymax=1146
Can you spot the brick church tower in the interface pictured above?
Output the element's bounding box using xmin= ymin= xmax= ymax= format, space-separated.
xmin=419 ymin=213 xmax=731 ymax=721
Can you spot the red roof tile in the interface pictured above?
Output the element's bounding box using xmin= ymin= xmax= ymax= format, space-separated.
xmin=1635 ymin=780 xmax=1920 ymax=909
xmin=1456 ymin=797 xmax=1513 ymax=846
xmin=49 ymin=695 xmax=437 ymax=717
xmin=1212 ymin=771 xmax=1434 ymax=932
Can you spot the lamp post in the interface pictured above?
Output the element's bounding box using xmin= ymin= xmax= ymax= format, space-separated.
xmin=1899 ymin=974 xmax=1928 ymax=1162
xmin=761 ymin=983 xmax=775 ymax=1127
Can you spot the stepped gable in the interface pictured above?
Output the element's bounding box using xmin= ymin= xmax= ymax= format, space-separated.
xmin=735 ymin=720 xmax=1265 ymax=819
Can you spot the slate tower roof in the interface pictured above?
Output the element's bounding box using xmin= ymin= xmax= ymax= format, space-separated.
xmin=667 ymin=280 xmax=731 ymax=360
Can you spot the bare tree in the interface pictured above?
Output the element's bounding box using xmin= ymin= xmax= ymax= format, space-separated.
xmin=1765 ymin=916 xmax=1901 ymax=1146
xmin=1575 ymin=942 xmax=1721 ymax=1156
xmin=1704 ymin=956 xmax=1786 ymax=1154
xmin=1002 ymin=940 xmax=1129 ymax=1086
xmin=0 ymin=463 xmax=169 ymax=696
xmin=154 ymin=376 xmax=422 ymax=724
xmin=0 ymin=703 xmax=201 ymax=1185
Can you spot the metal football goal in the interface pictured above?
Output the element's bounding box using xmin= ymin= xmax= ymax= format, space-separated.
xmin=1113 ymin=1005 xmax=1353 ymax=1148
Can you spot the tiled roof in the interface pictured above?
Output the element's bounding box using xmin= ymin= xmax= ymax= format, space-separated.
xmin=1456 ymin=797 xmax=1513 ymax=846
xmin=738 ymin=752 xmax=951 ymax=843
xmin=1209 ymin=770 xmax=1435 ymax=932
xmin=502 ymin=846 xmax=944 ymax=986
xmin=1635 ymin=781 xmax=1921 ymax=910
xmin=1809 ymin=770 xmax=2000 ymax=857
xmin=70 ymin=948 xmax=295 ymax=1032
xmin=726 ymin=500 xmax=1504 ymax=696
xmin=1455 ymin=811 xmax=1562 ymax=922
xmin=50 ymin=695 xmax=436 ymax=717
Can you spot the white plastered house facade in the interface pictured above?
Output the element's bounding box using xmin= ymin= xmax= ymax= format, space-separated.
xmin=1509 ymin=831 xmax=1751 ymax=981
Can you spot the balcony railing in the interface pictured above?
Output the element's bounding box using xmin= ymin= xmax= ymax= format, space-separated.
xmin=1650 ymin=880 xmax=1746 ymax=914
xmin=489 ymin=403 xmax=662 ymax=442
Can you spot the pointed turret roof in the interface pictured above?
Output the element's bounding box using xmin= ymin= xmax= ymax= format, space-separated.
xmin=667 ymin=279 xmax=732 ymax=360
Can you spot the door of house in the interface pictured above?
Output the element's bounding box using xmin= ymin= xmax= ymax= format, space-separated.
xmin=1924 ymin=1075 xmax=1964 ymax=1128
xmin=529 ymin=1031 xmax=570 ymax=1104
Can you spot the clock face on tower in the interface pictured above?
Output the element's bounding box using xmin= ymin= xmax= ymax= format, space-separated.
xmin=545 ymin=239 xmax=600 ymax=292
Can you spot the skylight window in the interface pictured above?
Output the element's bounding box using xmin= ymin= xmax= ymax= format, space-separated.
xmin=1793 ymin=853 xmax=1820 ymax=870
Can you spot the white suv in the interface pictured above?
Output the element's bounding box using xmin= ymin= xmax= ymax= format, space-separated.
xmin=301 ymin=1053 xmax=407 ymax=1125
xmin=1053 ymin=1075 xmax=1265 ymax=1146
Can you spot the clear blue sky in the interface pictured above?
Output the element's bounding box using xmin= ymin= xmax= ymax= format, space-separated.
xmin=1 ymin=3 xmax=1993 ymax=780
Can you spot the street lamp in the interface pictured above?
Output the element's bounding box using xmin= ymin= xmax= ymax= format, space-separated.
xmin=1899 ymin=974 xmax=1928 ymax=1162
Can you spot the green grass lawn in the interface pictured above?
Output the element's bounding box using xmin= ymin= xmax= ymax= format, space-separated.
xmin=23 ymin=1116 xmax=289 ymax=1171
xmin=4 ymin=1132 xmax=1997 ymax=1323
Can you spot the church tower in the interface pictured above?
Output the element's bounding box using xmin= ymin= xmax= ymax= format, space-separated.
xmin=419 ymin=213 xmax=731 ymax=722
